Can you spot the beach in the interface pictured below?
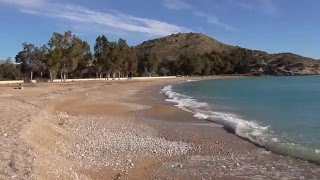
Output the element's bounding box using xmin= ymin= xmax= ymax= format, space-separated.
xmin=0 ymin=77 xmax=320 ymax=179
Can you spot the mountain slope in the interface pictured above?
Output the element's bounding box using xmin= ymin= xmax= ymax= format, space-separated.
xmin=135 ymin=33 xmax=320 ymax=76
xmin=135 ymin=32 xmax=234 ymax=61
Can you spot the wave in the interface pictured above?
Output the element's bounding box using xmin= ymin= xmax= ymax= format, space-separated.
xmin=161 ymin=85 xmax=320 ymax=165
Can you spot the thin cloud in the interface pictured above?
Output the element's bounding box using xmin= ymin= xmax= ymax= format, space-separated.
xmin=0 ymin=0 xmax=190 ymax=37
xmin=235 ymin=2 xmax=253 ymax=9
xmin=163 ymin=0 xmax=192 ymax=10
xmin=228 ymin=0 xmax=277 ymax=15
xmin=164 ymin=0 xmax=234 ymax=31
xmin=0 ymin=0 xmax=46 ymax=8
xmin=227 ymin=0 xmax=253 ymax=9
xmin=258 ymin=0 xmax=277 ymax=14
xmin=194 ymin=12 xmax=235 ymax=31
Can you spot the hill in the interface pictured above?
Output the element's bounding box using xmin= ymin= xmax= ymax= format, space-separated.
xmin=135 ymin=32 xmax=234 ymax=61
xmin=135 ymin=33 xmax=320 ymax=76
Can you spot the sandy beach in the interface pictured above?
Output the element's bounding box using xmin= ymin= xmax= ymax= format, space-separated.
xmin=0 ymin=77 xmax=320 ymax=179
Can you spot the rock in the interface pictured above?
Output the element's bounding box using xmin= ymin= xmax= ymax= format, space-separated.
xmin=171 ymin=163 xmax=183 ymax=168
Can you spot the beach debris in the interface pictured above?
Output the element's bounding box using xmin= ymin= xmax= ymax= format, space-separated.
xmin=171 ymin=163 xmax=183 ymax=168
xmin=14 ymin=84 xmax=24 ymax=90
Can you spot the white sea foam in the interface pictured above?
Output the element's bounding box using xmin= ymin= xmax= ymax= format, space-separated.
xmin=161 ymin=85 xmax=320 ymax=164
xmin=162 ymin=85 xmax=290 ymax=146
xmin=161 ymin=85 xmax=207 ymax=111
xmin=186 ymin=79 xmax=199 ymax=82
xmin=161 ymin=85 xmax=272 ymax=147
xmin=194 ymin=112 xmax=209 ymax=119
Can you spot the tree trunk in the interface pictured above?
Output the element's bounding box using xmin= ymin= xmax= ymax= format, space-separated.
xmin=63 ymin=72 xmax=66 ymax=82
xmin=30 ymin=70 xmax=33 ymax=81
xmin=112 ymin=72 xmax=116 ymax=80
xmin=49 ymin=71 xmax=52 ymax=82
xmin=60 ymin=71 xmax=63 ymax=82
xmin=118 ymin=71 xmax=121 ymax=80
xmin=50 ymin=70 xmax=55 ymax=82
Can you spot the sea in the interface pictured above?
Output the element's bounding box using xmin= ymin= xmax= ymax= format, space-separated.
xmin=162 ymin=76 xmax=320 ymax=164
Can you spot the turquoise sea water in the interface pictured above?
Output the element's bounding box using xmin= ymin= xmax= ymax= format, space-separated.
xmin=162 ymin=76 xmax=320 ymax=164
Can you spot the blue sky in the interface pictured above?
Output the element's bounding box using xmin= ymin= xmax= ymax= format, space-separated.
xmin=0 ymin=0 xmax=319 ymax=60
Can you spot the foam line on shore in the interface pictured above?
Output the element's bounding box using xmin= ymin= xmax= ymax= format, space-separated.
xmin=161 ymin=84 xmax=320 ymax=165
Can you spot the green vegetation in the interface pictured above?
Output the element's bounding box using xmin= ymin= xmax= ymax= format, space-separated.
xmin=0 ymin=59 xmax=22 ymax=80
xmin=1 ymin=31 xmax=319 ymax=81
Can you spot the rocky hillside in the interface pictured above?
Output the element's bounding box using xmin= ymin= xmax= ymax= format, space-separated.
xmin=135 ymin=32 xmax=234 ymax=61
xmin=135 ymin=33 xmax=320 ymax=76
xmin=250 ymin=51 xmax=320 ymax=75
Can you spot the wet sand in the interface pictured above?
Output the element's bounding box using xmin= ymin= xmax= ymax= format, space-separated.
xmin=0 ymin=77 xmax=319 ymax=179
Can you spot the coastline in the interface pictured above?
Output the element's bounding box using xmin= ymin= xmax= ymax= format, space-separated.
xmin=139 ymin=78 xmax=320 ymax=179
xmin=0 ymin=76 xmax=319 ymax=179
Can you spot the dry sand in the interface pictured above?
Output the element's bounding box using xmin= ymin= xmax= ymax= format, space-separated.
xmin=0 ymin=77 xmax=319 ymax=179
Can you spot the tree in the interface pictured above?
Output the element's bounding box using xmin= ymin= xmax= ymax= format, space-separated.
xmin=74 ymin=46 xmax=92 ymax=78
xmin=108 ymin=42 xmax=120 ymax=79
xmin=126 ymin=48 xmax=138 ymax=77
xmin=116 ymin=38 xmax=131 ymax=78
xmin=15 ymin=43 xmax=41 ymax=81
xmin=112 ymin=38 xmax=128 ymax=79
xmin=158 ymin=58 xmax=175 ymax=76
xmin=0 ymin=59 xmax=22 ymax=80
xmin=178 ymin=54 xmax=204 ymax=75
xmin=142 ymin=53 xmax=158 ymax=77
xmin=48 ymin=31 xmax=90 ymax=82
xmin=35 ymin=45 xmax=49 ymax=80
xmin=94 ymin=35 xmax=110 ymax=79
xmin=48 ymin=32 xmax=64 ymax=81
xmin=68 ymin=38 xmax=91 ymax=78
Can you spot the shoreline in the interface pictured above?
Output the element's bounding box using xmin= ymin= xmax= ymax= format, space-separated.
xmin=160 ymin=78 xmax=320 ymax=165
xmin=138 ymin=78 xmax=320 ymax=179
xmin=0 ymin=76 xmax=319 ymax=179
